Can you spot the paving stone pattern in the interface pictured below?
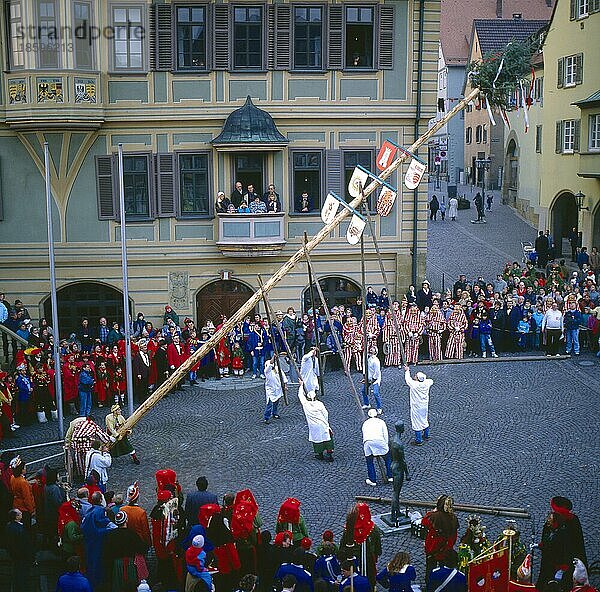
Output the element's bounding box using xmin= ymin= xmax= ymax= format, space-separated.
xmin=8 ymin=358 xmax=599 ymax=584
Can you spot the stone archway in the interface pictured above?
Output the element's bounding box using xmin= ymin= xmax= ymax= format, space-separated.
xmin=196 ymin=280 xmax=255 ymax=328
xmin=550 ymin=192 xmax=578 ymax=257
xmin=302 ymin=276 xmax=361 ymax=313
xmin=42 ymin=281 xmax=132 ymax=337
xmin=503 ymin=137 xmax=518 ymax=206
xmin=593 ymin=203 xmax=600 ymax=250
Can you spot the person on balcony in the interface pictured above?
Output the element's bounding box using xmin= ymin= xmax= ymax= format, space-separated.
xmin=249 ymin=194 xmax=267 ymax=214
xmin=264 ymin=184 xmax=282 ymax=212
xmin=238 ymin=201 xmax=251 ymax=214
xmin=231 ymin=181 xmax=245 ymax=208
xmin=216 ymin=192 xmax=231 ymax=214
xmin=245 ymin=184 xmax=260 ymax=203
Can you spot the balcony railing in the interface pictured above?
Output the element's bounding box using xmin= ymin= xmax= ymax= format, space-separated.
xmin=578 ymin=152 xmax=600 ymax=179
xmin=216 ymin=213 xmax=286 ymax=257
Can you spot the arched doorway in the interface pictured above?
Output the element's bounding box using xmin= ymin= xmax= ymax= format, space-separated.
xmin=504 ymin=139 xmax=518 ymax=206
xmin=302 ymin=276 xmax=361 ymax=312
xmin=196 ymin=280 xmax=255 ymax=327
xmin=551 ymin=192 xmax=578 ymax=257
xmin=593 ymin=204 xmax=600 ymax=250
xmin=43 ymin=282 xmax=131 ymax=337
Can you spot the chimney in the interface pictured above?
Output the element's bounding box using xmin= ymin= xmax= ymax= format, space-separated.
xmin=496 ymin=0 xmax=503 ymax=18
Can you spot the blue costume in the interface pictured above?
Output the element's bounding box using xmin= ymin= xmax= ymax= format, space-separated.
xmin=427 ymin=566 xmax=466 ymax=592
xmin=276 ymin=562 xmax=314 ymax=592
xmin=55 ymin=570 xmax=93 ymax=592
xmin=339 ymin=573 xmax=370 ymax=592
xmin=314 ymin=555 xmax=341 ymax=584
xmin=78 ymin=369 xmax=94 ymax=417
xmin=376 ymin=566 xmax=416 ymax=592
xmin=15 ymin=374 xmax=32 ymax=403
xmin=81 ymin=505 xmax=116 ymax=588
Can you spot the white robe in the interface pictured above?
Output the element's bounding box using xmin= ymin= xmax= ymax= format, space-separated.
xmin=264 ymin=359 xmax=287 ymax=402
xmin=297 ymin=387 xmax=331 ymax=443
xmin=448 ymin=198 xmax=458 ymax=219
xmin=404 ymin=369 xmax=432 ymax=431
xmin=300 ymin=352 xmax=320 ymax=392
xmin=362 ymin=417 xmax=389 ymax=456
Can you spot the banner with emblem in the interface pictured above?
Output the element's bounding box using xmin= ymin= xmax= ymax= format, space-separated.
xmin=321 ymin=192 xmax=341 ymax=224
xmin=348 ymin=167 xmax=370 ymax=198
xmin=376 ymin=186 xmax=397 ymax=217
xmin=377 ymin=140 xmax=398 ymax=171
xmin=468 ymin=548 xmax=509 ymax=592
xmin=346 ymin=214 xmax=366 ymax=245
xmin=404 ymin=158 xmax=427 ymax=190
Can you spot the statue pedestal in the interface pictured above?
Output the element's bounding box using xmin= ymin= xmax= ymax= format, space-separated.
xmin=372 ymin=513 xmax=412 ymax=536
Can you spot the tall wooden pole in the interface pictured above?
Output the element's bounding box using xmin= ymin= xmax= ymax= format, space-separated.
xmin=114 ymin=87 xmax=480 ymax=440
xmin=304 ymin=233 xmax=324 ymax=396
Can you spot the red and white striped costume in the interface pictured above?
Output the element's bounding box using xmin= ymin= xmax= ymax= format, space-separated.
xmin=364 ymin=310 xmax=380 ymax=351
xmin=445 ymin=307 xmax=468 ymax=359
xmin=342 ymin=318 xmax=363 ymax=372
xmin=402 ymin=305 xmax=424 ymax=365
xmin=66 ymin=417 xmax=110 ymax=479
xmin=426 ymin=306 xmax=446 ymax=362
xmin=382 ymin=310 xmax=402 ymax=367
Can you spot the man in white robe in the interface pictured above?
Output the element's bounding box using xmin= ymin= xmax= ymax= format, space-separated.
xmin=297 ymin=384 xmax=333 ymax=462
xmin=264 ymin=355 xmax=287 ymax=424
xmin=300 ymin=348 xmax=320 ymax=393
xmin=362 ymin=409 xmax=393 ymax=486
xmin=404 ymin=366 xmax=433 ymax=446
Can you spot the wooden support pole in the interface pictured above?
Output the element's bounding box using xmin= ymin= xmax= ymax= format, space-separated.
xmin=113 ymin=87 xmax=480 ymax=441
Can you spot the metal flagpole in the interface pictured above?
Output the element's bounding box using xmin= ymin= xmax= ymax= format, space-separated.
xmin=44 ymin=143 xmax=64 ymax=439
xmin=117 ymin=144 xmax=135 ymax=416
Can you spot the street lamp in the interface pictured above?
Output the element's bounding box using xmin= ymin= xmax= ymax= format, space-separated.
xmin=575 ymin=191 xmax=589 ymax=211
xmin=475 ymin=157 xmax=491 ymax=220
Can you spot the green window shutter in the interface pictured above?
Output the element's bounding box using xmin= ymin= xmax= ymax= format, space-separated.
xmin=327 ymin=5 xmax=343 ymax=70
xmin=377 ymin=5 xmax=395 ymax=70
xmin=156 ymin=154 xmax=177 ymax=217
xmin=570 ymin=0 xmax=577 ymax=19
xmin=557 ymin=58 xmax=564 ymax=88
xmin=96 ymin=155 xmax=116 ymax=220
xmin=575 ymin=53 xmax=583 ymax=85
xmin=573 ymin=120 xmax=581 ymax=152
xmin=274 ymin=4 xmax=291 ymax=70
xmin=267 ymin=5 xmax=275 ymax=69
xmin=213 ymin=5 xmax=230 ymax=70
xmin=155 ymin=4 xmax=173 ymax=71
xmin=555 ymin=121 xmax=563 ymax=153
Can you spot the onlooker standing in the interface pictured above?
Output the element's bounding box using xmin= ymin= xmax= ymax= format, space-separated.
xmin=589 ymin=246 xmax=600 ymax=276
xmin=78 ymin=362 xmax=95 ymax=418
xmin=535 ymin=231 xmax=550 ymax=269
xmin=231 ymin=180 xmax=245 ymax=208
xmin=473 ymin=193 xmax=485 ymax=221
xmin=563 ymin=299 xmax=582 ymax=356
xmin=429 ymin=195 xmax=439 ymax=221
xmin=96 ymin=317 xmax=109 ymax=345
xmin=55 ymin=556 xmax=92 ymax=592
xmin=184 ymin=476 xmax=218 ymax=526
xmin=10 ymin=460 xmax=36 ymax=528
xmin=577 ymin=246 xmax=589 ymax=270
xmin=448 ymin=196 xmax=458 ymax=221
xmin=542 ymin=302 xmax=564 ymax=356
xmin=6 ymin=509 xmax=35 ymax=591
xmin=216 ymin=191 xmax=231 ymax=213
xmin=568 ymin=227 xmax=579 ymax=262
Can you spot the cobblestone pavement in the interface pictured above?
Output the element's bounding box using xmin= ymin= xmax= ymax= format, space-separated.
xmin=6 ymin=357 xmax=599 ymax=584
xmin=426 ymin=180 xmax=538 ymax=289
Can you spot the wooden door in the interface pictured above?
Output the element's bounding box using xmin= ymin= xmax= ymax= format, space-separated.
xmin=196 ymin=280 xmax=255 ymax=327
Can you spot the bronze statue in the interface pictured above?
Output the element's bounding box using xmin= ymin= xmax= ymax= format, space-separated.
xmin=389 ymin=420 xmax=410 ymax=525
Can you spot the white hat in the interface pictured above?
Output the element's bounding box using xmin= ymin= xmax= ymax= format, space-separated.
xmin=416 ymin=372 xmax=427 ymax=382
xmin=192 ymin=534 xmax=205 ymax=548
xmin=367 ymin=409 xmax=378 ymax=418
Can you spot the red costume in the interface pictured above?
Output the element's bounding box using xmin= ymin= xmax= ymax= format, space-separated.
xmin=62 ymin=360 xmax=79 ymax=403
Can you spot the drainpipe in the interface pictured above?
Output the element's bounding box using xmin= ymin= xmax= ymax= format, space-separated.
xmin=412 ymin=0 xmax=425 ymax=285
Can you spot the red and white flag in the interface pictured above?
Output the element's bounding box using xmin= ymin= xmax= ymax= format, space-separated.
xmin=377 ymin=141 xmax=398 ymax=171
xmin=404 ymin=158 xmax=426 ymax=190
xmin=468 ymin=549 xmax=510 ymax=592
xmin=376 ymin=187 xmax=397 ymax=217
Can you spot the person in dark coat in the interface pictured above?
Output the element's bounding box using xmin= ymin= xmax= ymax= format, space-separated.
xmin=55 ymin=555 xmax=92 ymax=592
xmin=132 ymin=339 xmax=151 ymax=402
xmin=535 ymin=231 xmax=550 ymax=269
xmin=536 ymin=496 xmax=587 ymax=592
xmin=508 ymin=303 xmax=523 ymax=352
xmin=429 ymin=195 xmax=440 ymax=221
xmin=184 ymin=476 xmax=218 ymax=527
xmin=473 ymin=193 xmax=485 ymax=221
xmin=257 ymin=530 xmax=280 ymax=592
xmin=153 ymin=340 xmax=169 ymax=390
xmin=43 ymin=467 xmax=66 ymax=542
xmin=489 ymin=303 xmax=506 ymax=352
xmin=6 ymin=509 xmax=35 ymax=591
xmin=567 ymin=227 xmax=579 ymax=262
xmin=416 ymin=281 xmax=434 ymax=311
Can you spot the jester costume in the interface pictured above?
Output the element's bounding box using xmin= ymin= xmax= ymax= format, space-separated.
xmin=275 ymin=497 xmax=309 ymax=546
xmin=402 ymin=305 xmax=424 ymax=365
xmin=231 ymin=489 xmax=262 ymax=575
xmin=343 ymin=318 xmax=363 ymax=372
xmin=382 ymin=309 xmax=402 ymax=367
xmin=426 ymin=305 xmax=447 ymax=362
xmin=365 ymin=309 xmax=380 ymax=351
xmin=445 ymin=307 xmax=468 ymax=359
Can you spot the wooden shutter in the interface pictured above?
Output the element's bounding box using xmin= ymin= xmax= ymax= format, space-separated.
xmin=327 ymin=5 xmax=343 ymax=70
xmin=575 ymin=53 xmax=583 ymax=85
xmin=213 ymin=5 xmax=230 ymax=70
xmin=274 ymin=4 xmax=291 ymax=70
xmin=557 ymin=58 xmax=564 ymax=88
xmin=96 ymin=155 xmax=116 ymax=220
xmin=325 ymin=149 xmax=342 ymax=197
xmin=573 ymin=119 xmax=581 ymax=152
xmin=570 ymin=0 xmax=577 ymax=19
xmin=267 ymin=5 xmax=275 ymax=69
xmin=155 ymin=4 xmax=173 ymax=71
xmin=149 ymin=4 xmax=157 ymax=70
xmin=555 ymin=121 xmax=563 ymax=154
xmin=377 ymin=5 xmax=394 ymax=70
xmin=156 ymin=154 xmax=177 ymax=217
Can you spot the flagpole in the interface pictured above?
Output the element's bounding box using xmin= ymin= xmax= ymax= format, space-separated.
xmin=361 ymin=233 xmax=369 ymax=400
xmin=117 ymin=144 xmax=135 ymax=417
xmin=44 ymin=142 xmax=64 ymax=439
xmin=304 ymin=233 xmax=325 ymax=396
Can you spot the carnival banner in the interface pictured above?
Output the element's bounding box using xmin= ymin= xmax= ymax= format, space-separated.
xmin=377 ymin=140 xmax=398 ymax=171
xmin=348 ymin=166 xmax=370 ymax=198
xmin=404 ymin=158 xmax=427 ymax=190
xmin=468 ymin=548 xmax=509 ymax=592
xmin=346 ymin=214 xmax=366 ymax=245
xmin=376 ymin=186 xmax=397 ymax=217
xmin=321 ymin=192 xmax=341 ymax=224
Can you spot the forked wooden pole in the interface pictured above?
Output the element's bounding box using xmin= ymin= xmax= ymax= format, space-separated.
xmin=113 ymin=87 xmax=480 ymax=441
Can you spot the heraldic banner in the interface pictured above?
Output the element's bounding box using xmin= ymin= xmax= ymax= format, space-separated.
xmin=468 ymin=548 xmax=509 ymax=592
